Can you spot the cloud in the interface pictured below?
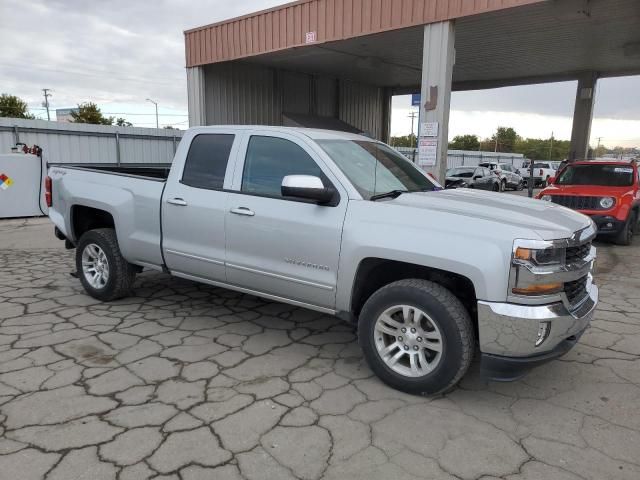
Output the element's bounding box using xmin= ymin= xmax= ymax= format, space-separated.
xmin=1 ymin=0 xmax=639 ymax=142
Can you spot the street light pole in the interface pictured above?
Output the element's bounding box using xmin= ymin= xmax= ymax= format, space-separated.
xmin=146 ymin=98 xmax=159 ymax=129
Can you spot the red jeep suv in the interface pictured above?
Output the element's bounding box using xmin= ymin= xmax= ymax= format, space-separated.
xmin=537 ymin=160 xmax=639 ymax=245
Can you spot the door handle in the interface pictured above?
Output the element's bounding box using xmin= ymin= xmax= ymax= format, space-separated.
xmin=230 ymin=207 xmax=255 ymax=217
xmin=167 ymin=198 xmax=188 ymax=206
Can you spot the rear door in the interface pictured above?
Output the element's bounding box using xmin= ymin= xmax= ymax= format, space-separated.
xmin=224 ymin=131 xmax=348 ymax=310
xmin=162 ymin=132 xmax=240 ymax=282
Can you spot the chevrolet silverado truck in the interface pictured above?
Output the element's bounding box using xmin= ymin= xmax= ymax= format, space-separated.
xmin=46 ymin=126 xmax=598 ymax=395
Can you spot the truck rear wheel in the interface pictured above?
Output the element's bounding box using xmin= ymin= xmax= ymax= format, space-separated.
xmin=76 ymin=228 xmax=137 ymax=301
xmin=358 ymin=279 xmax=474 ymax=396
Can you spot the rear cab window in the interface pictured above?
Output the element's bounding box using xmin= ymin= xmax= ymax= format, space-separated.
xmin=182 ymin=134 xmax=235 ymax=190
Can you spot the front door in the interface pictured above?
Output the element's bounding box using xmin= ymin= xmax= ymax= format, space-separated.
xmin=162 ymin=132 xmax=239 ymax=282
xmin=225 ymin=132 xmax=347 ymax=310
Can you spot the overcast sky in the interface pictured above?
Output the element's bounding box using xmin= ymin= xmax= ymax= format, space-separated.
xmin=1 ymin=0 xmax=639 ymax=147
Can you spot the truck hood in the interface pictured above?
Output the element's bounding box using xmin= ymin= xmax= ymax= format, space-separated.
xmin=384 ymin=189 xmax=592 ymax=240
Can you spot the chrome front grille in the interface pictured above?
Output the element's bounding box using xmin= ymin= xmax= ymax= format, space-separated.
xmin=566 ymin=242 xmax=592 ymax=265
xmin=565 ymin=275 xmax=588 ymax=305
xmin=551 ymin=195 xmax=600 ymax=210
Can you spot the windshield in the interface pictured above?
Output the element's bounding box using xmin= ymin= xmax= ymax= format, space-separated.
xmin=317 ymin=140 xmax=436 ymax=200
xmin=556 ymin=164 xmax=634 ymax=186
xmin=479 ymin=163 xmax=497 ymax=169
xmin=447 ymin=167 xmax=475 ymax=178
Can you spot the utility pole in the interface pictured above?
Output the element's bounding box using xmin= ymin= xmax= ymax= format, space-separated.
xmin=408 ymin=111 xmax=418 ymax=147
xmin=146 ymin=98 xmax=159 ymax=129
xmin=548 ymin=131 xmax=554 ymax=160
xmin=42 ymin=89 xmax=52 ymax=121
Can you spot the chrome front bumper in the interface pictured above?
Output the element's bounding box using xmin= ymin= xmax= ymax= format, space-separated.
xmin=477 ymin=282 xmax=598 ymax=358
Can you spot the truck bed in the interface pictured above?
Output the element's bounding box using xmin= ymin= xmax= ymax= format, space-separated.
xmin=48 ymin=163 xmax=171 ymax=180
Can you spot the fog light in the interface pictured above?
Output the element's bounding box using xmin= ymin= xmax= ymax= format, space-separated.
xmin=606 ymin=222 xmax=613 ymax=228
xmin=536 ymin=321 xmax=551 ymax=347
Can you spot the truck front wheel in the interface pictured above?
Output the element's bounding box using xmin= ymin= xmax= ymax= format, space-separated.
xmin=358 ymin=279 xmax=474 ymax=395
xmin=76 ymin=228 xmax=137 ymax=301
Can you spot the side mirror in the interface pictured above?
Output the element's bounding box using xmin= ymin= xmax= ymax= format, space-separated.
xmin=548 ymin=176 xmax=555 ymax=184
xmin=281 ymin=175 xmax=335 ymax=204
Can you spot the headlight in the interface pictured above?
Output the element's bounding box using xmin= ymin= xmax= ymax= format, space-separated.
xmin=599 ymin=197 xmax=615 ymax=209
xmin=511 ymin=240 xmax=565 ymax=297
xmin=540 ymin=195 xmax=552 ymax=202
xmin=514 ymin=246 xmax=564 ymax=266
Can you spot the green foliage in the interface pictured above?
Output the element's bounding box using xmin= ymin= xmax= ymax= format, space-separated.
xmin=513 ymin=137 xmax=570 ymax=161
xmin=115 ymin=117 xmax=133 ymax=127
xmin=0 ymin=94 xmax=35 ymax=119
xmin=389 ymin=134 xmax=416 ymax=148
xmin=449 ymin=134 xmax=480 ymax=151
xmin=492 ymin=127 xmax=518 ymax=153
xmin=71 ymin=102 xmax=114 ymax=125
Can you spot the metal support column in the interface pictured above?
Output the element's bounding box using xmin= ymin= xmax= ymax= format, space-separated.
xmin=187 ymin=66 xmax=207 ymax=127
xmin=419 ymin=21 xmax=455 ymax=184
xmin=568 ymin=72 xmax=598 ymax=161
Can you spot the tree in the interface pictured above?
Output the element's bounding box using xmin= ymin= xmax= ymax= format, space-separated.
xmin=389 ymin=134 xmax=416 ymax=147
xmin=514 ymin=137 xmax=570 ymax=161
xmin=0 ymin=94 xmax=35 ymax=119
xmin=115 ymin=117 xmax=132 ymax=127
xmin=449 ymin=134 xmax=480 ymax=151
xmin=593 ymin=143 xmax=607 ymax=158
xmin=492 ymin=127 xmax=518 ymax=153
xmin=70 ymin=102 xmax=114 ymax=125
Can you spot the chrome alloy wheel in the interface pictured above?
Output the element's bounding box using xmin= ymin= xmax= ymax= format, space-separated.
xmin=374 ymin=305 xmax=443 ymax=377
xmin=81 ymin=243 xmax=110 ymax=289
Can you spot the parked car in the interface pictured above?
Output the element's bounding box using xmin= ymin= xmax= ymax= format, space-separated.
xmin=479 ymin=162 xmax=523 ymax=191
xmin=520 ymin=161 xmax=557 ymax=187
xmin=47 ymin=126 xmax=598 ymax=395
xmin=537 ymin=159 xmax=639 ymax=245
xmin=445 ymin=166 xmax=500 ymax=191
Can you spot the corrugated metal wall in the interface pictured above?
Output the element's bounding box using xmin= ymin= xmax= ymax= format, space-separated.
xmin=185 ymin=0 xmax=544 ymax=67
xmin=338 ymin=80 xmax=384 ymax=138
xmin=0 ymin=118 xmax=182 ymax=165
xmin=204 ymin=63 xmax=280 ymax=125
xmin=202 ymin=61 xmax=386 ymax=138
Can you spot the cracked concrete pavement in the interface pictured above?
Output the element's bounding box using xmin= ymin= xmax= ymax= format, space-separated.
xmin=0 ymin=217 xmax=639 ymax=479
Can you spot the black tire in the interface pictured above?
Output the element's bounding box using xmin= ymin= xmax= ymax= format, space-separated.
xmin=492 ymin=182 xmax=500 ymax=192
xmin=500 ymin=179 xmax=507 ymax=192
xmin=75 ymin=228 xmax=137 ymax=301
xmin=358 ymin=279 xmax=474 ymax=396
xmin=516 ymin=180 xmax=524 ymax=191
xmin=615 ymin=211 xmax=637 ymax=246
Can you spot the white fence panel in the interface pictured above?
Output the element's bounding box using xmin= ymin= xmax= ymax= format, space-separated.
xmin=0 ymin=117 xmax=183 ymax=165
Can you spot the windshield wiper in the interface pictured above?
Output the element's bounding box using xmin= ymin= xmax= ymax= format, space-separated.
xmin=370 ymin=190 xmax=407 ymax=201
xmin=370 ymin=187 xmax=434 ymax=202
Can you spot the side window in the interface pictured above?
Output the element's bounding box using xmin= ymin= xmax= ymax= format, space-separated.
xmin=182 ymin=134 xmax=235 ymax=190
xmin=241 ymin=136 xmax=324 ymax=198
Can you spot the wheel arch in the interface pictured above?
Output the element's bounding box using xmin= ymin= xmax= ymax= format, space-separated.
xmin=71 ymin=205 xmax=116 ymax=242
xmin=349 ymin=258 xmax=478 ymax=334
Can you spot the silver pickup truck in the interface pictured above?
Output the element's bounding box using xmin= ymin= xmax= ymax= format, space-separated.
xmin=47 ymin=126 xmax=598 ymax=395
